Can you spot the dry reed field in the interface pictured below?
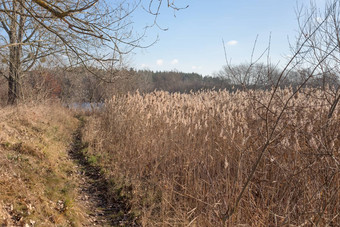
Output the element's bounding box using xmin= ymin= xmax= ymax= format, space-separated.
xmin=83 ymin=88 xmax=340 ymax=226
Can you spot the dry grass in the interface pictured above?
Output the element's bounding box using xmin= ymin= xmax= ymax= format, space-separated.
xmin=0 ymin=103 xmax=88 ymax=226
xmin=83 ymin=88 xmax=340 ymax=226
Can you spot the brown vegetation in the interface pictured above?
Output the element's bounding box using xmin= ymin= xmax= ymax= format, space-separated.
xmin=0 ymin=103 xmax=84 ymax=226
xmin=83 ymin=89 xmax=340 ymax=226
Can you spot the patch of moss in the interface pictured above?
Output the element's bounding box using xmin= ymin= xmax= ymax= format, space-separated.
xmin=87 ymin=155 xmax=98 ymax=165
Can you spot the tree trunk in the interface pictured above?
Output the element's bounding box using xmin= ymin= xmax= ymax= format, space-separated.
xmin=7 ymin=72 xmax=16 ymax=104
xmin=7 ymin=54 xmax=21 ymax=105
xmin=7 ymin=1 xmax=24 ymax=105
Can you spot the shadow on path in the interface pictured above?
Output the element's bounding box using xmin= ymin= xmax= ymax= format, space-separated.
xmin=68 ymin=116 xmax=138 ymax=226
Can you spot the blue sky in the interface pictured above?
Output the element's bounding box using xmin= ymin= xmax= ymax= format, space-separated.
xmin=130 ymin=1 xmax=321 ymax=76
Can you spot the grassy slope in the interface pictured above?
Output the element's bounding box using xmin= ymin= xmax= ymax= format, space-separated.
xmin=0 ymin=104 xmax=87 ymax=226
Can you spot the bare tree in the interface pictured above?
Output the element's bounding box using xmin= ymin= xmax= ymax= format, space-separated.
xmin=217 ymin=62 xmax=282 ymax=88
xmin=0 ymin=0 xmax=184 ymax=104
xmin=219 ymin=1 xmax=340 ymax=224
xmin=294 ymin=0 xmax=340 ymax=118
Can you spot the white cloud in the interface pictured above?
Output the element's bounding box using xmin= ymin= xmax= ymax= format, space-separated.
xmin=284 ymin=54 xmax=292 ymax=59
xmin=316 ymin=17 xmax=323 ymax=23
xmin=171 ymin=59 xmax=179 ymax=65
xmin=141 ymin=63 xmax=148 ymax=68
xmin=156 ymin=59 xmax=164 ymax=66
xmin=192 ymin=65 xmax=202 ymax=70
xmin=227 ymin=40 xmax=238 ymax=46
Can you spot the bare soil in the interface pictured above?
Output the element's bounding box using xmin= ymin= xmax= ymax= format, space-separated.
xmin=68 ymin=118 xmax=138 ymax=226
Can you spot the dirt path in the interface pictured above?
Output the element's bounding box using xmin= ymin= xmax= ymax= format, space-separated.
xmin=68 ymin=118 xmax=138 ymax=226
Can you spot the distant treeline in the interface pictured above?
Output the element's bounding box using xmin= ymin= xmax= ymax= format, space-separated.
xmin=132 ymin=66 xmax=340 ymax=93
xmin=136 ymin=69 xmax=231 ymax=93
xmin=1 ymin=64 xmax=339 ymax=105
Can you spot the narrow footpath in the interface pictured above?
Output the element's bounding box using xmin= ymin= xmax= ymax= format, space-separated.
xmin=68 ymin=117 xmax=138 ymax=226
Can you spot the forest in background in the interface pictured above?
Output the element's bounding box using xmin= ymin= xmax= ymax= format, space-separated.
xmin=0 ymin=0 xmax=340 ymax=225
xmin=1 ymin=64 xmax=339 ymax=106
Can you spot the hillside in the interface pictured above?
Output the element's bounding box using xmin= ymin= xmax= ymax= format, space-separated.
xmin=0 ymin=104 xmax=134 ymax=226
xmin=0 ymin=104 xmax=83 ymax=225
